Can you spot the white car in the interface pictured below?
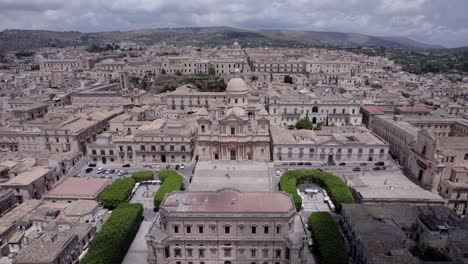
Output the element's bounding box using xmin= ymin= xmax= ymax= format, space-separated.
xmin=97 ymin=167 xmax=104 ymax=174
xmin=276 ymin=170 xmax=281 ymax=176
xmin=180 ymin=164 xmax=185 ymax=169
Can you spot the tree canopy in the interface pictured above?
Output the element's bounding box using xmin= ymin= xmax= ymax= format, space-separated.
xmin=295 ymin=118 xmax=313 ymax=130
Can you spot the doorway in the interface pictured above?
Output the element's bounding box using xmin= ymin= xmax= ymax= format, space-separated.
xmin=161 ymin=155 xmax=166 ymax=163
xmin=101 ymin=157 xmax=107 ymax=164
xmin=230 ymin=149 xmax=236 ymax=160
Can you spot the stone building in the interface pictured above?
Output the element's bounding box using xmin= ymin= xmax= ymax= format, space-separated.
xmin=146 ymin=189 xmax=307 ymax=264
xmin=0 ymin=189 xmax=17 ymax=216
xmin=0 ymin=167 xmax=55 ymax=203
xmin=268 ymin=89 xmax=362 ymax=127
xmin=271 ymin=126 xmax=389 ymax=164
xmin=341 ymin=203 xmax=463 ymax=264
xmin=195 ymin=77 xmax=270 ymax=161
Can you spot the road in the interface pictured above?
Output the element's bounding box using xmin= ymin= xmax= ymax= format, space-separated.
xmin=122 ymin=184 xmax=159 ymax=264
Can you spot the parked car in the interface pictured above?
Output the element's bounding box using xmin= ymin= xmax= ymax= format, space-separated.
xmin=104 ymin=169 xmax=110 ymax=174
xmin=362 ymin=168 xmax=370 ymax=172
xmin=88 ymin=163 xmax=97 ymax=168
xmin=97 ymin=167 xmax=104 ymax=174
xmin=154 ymin=166 xmax=160 ymax=172
xmin=143 ymin=164 xmax=152 ymax=168
xmin=298 ymin=162 xmax=304 ymax=166
xmin=180 ymin=164 xmax=185 ymax=169
xmin=373 ymin=167 xmax=381 ymax=171
xmin=304 ymin=162 xmax=312 ymax=166
xmin=85 ymin=168 xmax=93 ymax=173
xmin=281 ymin=163 xmax=288 ymax=167
xmin=175 ymin=164 xmax=180 ymax=170
xmin=352 ymin=167 xmax=361 ymax=172
xmin=109 ymin=169 xmax=116 ymax=174
xmin=165 ymin=164 xmax=170 ymax=169
xmin=374 ymin=161 xmax=385 ymax=166
xmin=122 ymin=164 xmax=131 ymax=168
xmin=360 ymin=162 xmax=367 ymax=167
xmin=338 ymin=162 xmax=346 ymax=166
xmin=289 ymin=162 xmax=297 ymax=166
xmin=276 ymin=170 xmax=281 ymax=176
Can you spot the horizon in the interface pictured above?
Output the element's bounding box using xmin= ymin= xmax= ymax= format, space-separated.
xmin=0 ymin=25 xmax=458 ymax=49
xmin=0 ymin=0 xmax=467 ymax=48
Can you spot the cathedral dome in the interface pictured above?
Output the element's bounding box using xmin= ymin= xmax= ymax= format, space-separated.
xmin=226 ymin=77 xmax=249 ymax=93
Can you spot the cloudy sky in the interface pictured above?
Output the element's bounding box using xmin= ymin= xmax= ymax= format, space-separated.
xmin=0 ymin=0 xmax=467 ymax=48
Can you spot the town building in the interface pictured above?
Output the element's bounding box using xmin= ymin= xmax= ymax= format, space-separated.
xmin=146 ymin=188 xmax=307 ymax=264
xmin=341 ymin=203 xmax=465 ymax=264
xmin=271 ymin=126 xmax=389 ymax=164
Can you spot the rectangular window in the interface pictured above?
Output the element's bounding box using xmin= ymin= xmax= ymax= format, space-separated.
xmin=276 ymin=249 xmax=281 ymax=258
xmin=251 ymin=226 xmax=257 ymax=234
xmin=276 ymin=225 xmax=282 ymax=234
xmin=198 ymin=226 xmax=204 ymax=234
xmin=225 ymin=226 xmax=231 ymax=234
xmin=230 ymin=127 xmax=235 ymax=135
xmin=251 ymin=249 xmax=256 ymax=257
xmin=186 ymin=226 xmax=191 ymax=234
xmin=174 ymin=225 xmax=179 ymax=234
xmin=264 ymin=226 xmax=269 ymax=234
xmin=165 ymin=246 xmax=170 ymax=258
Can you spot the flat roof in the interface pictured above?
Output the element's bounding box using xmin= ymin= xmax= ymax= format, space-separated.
xmin=0 ymin=200 xmax=41 ymax=235
xmin=1 ymin=167 xmax=50 ymax=186
xmin=346 ymin=171 xmax=444 ymax=203
xmin=163 ymin=188 xmax=294 ymax=214
xmin=45 ymin=177 xmax=111 ymax=199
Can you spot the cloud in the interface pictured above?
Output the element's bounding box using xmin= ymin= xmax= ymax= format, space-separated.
xmin=0 ymin=0 xmax=467 ymax=47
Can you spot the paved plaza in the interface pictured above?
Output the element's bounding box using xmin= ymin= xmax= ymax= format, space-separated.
xmin=190 ymin=161 xmax=276 ymax=192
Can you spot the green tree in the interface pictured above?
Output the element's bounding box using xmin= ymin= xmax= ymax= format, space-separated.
xmin=295 ymin=118 xmax=313 ymax=130
xmin=208 ymin=67 xmax=216 ymax=75
xmin=175 ymin=70 xmax=182 ymax=76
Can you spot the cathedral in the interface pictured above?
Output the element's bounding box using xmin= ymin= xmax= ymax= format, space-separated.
xmin=195 ymin=74 xmax=270 ymax=161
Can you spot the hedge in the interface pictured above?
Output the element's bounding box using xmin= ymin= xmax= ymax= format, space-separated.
xmin=308 ymin=212 xmax=348 ymax=264
xmin=279 ymin=169 xmax=354 ymax=211
xmin=157 ymin=169 xmax=179 ymax=182
xmin=81 ymin=203 xmax=143 ymax=264
xmin=100 ymin=177 xmax=135 ymax=210
xmin=154 ymin=171 xmax=183 ymax=210
xmin=131 ymin=170 xmax=154 ymax=182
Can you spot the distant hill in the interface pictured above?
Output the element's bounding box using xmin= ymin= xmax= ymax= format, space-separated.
xmin=0 ymin=26 xmax=445 ymax=53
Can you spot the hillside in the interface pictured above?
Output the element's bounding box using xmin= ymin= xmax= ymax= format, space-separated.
xmin=0 ymin=26 xmax=444 ymax=53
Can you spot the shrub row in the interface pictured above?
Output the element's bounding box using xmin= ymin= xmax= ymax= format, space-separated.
xmin=279 ymin=169 xmax=354 ymax=211
xmin=131 ymin=170 xmax=154 ymax=182
xmin=157 ymin=169 xmax=179 ymax=182
xmin=81 ymin=203 xmax=143 ymax=264
xmin=154 ymin=171 xmax=184 ymax=210
xmin=100 ymin=177 xmax=135 ymax=210
xmin=279 ymin=173 xmax=302 ymax=209
xmin=308 ymin=212 xmax=348 ymax=264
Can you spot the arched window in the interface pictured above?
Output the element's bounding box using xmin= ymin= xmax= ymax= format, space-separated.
xmin=312 ymin=106 xmax=318 ymax=113
xmin=201 ymin=125 xmax=205 ymax=133
xmin=464 ymin=153 xmax=468 ymax=160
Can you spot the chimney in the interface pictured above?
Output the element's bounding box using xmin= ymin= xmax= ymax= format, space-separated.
xmin=393 ymin=115 xmax=403 ymax=122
